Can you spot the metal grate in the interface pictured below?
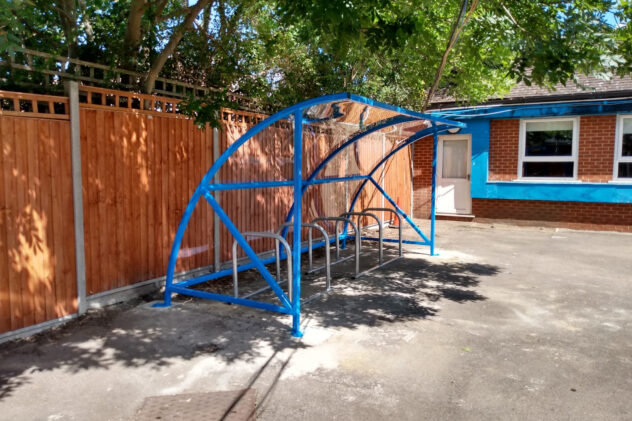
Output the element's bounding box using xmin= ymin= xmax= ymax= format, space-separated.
xmin=135 ymin=389 xmax=257 ymax=421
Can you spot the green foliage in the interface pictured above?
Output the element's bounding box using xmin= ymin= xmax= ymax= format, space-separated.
xmin=178 ymin=89 xmax=239 ymax=129
xmin=1 ymin=0 xmax=631 ymax=118
xmin=270 ymin=0 xmax=624 ymax=108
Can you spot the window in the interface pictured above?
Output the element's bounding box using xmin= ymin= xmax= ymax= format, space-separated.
xmin=518 ymin=118 xmax=578 ymax=180
xmin=615 ymin=115 xmax=632 ymax=180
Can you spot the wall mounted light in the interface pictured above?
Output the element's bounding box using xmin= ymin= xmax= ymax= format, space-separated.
xmin=447 ymin=126 xmax=461 ymax=134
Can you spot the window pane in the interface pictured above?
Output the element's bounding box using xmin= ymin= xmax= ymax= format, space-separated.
xmin=619 ymin=163 xmax=632 ymax=178
xmin=525 ymin=120 xmax=573 ymax=157
xmin=522 ymin=162 xmax=574 ymax=178
xmin=622 ymin=134 xmax=632 ymax=157
xmin=442 ymin=139 xmax=468 ymax=178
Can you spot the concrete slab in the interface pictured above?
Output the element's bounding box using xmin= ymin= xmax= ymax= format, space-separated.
xmin=1 ymin=221 xmax=631 ymax=420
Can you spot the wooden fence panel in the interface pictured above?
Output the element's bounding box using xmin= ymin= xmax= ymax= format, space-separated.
xmin=0 ymin=114 xmax=77 ymax=334
xmin=79 ymin=104 xmax=215 ymax=295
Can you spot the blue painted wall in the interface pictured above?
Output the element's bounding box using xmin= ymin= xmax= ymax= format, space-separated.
xmin=437 ymin=101 xmax=632 ymax=204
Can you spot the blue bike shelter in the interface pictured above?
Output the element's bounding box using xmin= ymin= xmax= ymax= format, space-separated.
xmin=155 ymin=93 xmax=465 ymax=337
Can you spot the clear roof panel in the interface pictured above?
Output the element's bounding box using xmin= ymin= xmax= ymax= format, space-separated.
xmin=216 ymin=96 xmax=436 ymax=184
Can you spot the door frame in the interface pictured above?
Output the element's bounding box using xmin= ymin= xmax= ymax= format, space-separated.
xmin=436 ymin=133 xmax=472 ymax=215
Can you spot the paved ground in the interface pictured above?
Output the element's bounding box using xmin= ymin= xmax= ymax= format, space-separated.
xmin=1 ymin=220 xmax=631 ymax=420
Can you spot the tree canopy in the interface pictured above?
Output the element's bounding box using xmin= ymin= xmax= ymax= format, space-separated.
xmin=1 ymin=0 xmax=631 ymax=116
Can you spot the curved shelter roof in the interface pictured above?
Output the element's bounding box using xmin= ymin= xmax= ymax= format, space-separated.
xmin=158 ymin=92 xmax=465 ymax=336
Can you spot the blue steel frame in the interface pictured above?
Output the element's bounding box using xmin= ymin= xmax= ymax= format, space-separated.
xmin=155 ymin=92 xmax=464 ymax=337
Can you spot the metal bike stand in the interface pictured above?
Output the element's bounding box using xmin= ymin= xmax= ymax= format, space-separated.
xmin=340 ymin=212 xmax=383 ymax=278
xmin=311 ymin=216 xmax=361 ymax=277
xmin=361 ymin=207 xmax=403 ymax=257
xmin=277 ymin=222 xmax=331 ymax=290
xmin=232 ymin=232 xmax=292 ymax=301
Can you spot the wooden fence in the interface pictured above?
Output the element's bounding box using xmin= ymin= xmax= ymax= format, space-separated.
xmin=0 ymin=91 xmax=77 ymax=333
xmin=0 ymin=86 xmax=413 ymax=336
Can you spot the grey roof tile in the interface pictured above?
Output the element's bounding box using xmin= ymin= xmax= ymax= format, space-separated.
xmin=432 ymin=74 xmax=632 ymax=107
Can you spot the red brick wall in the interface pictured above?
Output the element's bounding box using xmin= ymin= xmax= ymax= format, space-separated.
xmin=472 ymin=199 xmax=632 ymax=232
xmin=412 ymin=136 xmax=433 ymax=218
xmin=489 ymin=116 xmax=618 ymax=182
xmin=411 ymin=116 xmax=631 ymax=232
xmin=578 ymin=115 xmax=616 ymax=182
xmin=489 ymin=119 xmax=519 ymax=181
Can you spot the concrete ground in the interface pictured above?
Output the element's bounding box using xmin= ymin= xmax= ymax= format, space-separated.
xmin=1 ymin=220 xmax=631 ymax=420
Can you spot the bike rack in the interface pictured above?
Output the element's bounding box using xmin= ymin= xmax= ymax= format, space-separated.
xmin=340 ymin=208 xmax=402 ymax=279
xmin=311 ymin=216 xmax=361 ymax=277
xmin=341 ymin=211 xmax=387 ymax=278
xmin=277 ymin=222 xmax=331 ymax=291
xmin=232 ymin=232 xmax=292 ymax=301
xmin=360 ymin=207 xmax=403 ymax=258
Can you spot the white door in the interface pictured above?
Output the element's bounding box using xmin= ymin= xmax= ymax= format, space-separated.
xmin=436 ymin=135 xmax=471 ymax=214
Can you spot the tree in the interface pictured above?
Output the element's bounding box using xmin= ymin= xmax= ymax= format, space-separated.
xmin=273 ymin=0 xmax=625 ymax=109
xmin=2 ymin=0 xmax=631 ymax=115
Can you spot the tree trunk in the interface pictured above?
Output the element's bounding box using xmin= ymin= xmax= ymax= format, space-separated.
xmin=143 ymin=0 xmax=212 ymax=93
xmin=123 ymin=0 xmax=146 ymax=68
xmin=57 ymin=0 xmax=79 ymax=60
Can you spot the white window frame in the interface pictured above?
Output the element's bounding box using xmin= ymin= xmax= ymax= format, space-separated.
xmin=613 ymin=115 xmax=632 ymax=182
xmin=517 ymin=117 xmax=579 ymax=181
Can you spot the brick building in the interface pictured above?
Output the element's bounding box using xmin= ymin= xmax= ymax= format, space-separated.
xmin=413 ymin=75 xmax=632 ymax=232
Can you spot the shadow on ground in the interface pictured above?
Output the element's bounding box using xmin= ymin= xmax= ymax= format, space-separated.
xmin=0 ymin=252 xmax=499 ymax=400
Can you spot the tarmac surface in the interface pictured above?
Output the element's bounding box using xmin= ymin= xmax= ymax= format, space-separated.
xmin=1 ymin=220 xmax=631 ymax=420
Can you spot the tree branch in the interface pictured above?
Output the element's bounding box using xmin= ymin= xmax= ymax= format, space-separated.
xmin=422 ymin=0 xmax=480 ymax=111
xmin=78 ymin=0 xmax=94 ymax=42
xmin=143 ymin=0 xmax=212 ymax=93
xmin=500 ymin=2 xmax=526 ymax=32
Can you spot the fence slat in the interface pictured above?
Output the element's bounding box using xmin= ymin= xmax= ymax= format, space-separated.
xmin=3 ymin=117 xmax=22 ymax=330
xmin=113 ymin=111 xmax=125 ymax=286
xmin=0 ymin=118 xmax=11 ymax=332
xmin=29 ymin=115 xmax=45 ymax=325
xmin=59 ymin=120 xmax=77 ymax=314
xmin=15 ymin=117 xmax=32 ymax=328
xmin=49 ymin=119 xmax=66 ymax=318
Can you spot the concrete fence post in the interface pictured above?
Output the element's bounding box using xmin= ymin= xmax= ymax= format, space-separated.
xmin=68 ymin=81 xmax=87 ymax=314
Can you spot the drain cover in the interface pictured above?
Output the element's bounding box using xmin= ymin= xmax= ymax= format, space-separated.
xmin=135 ymin=389 xmax=256 ymax=420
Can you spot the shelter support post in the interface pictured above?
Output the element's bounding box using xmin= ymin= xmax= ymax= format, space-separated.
xmin=213 ymin=126 xmax=221 ymax=272
xmin=430 ymin=125 xmax=438 ymax=256
xmin=292 ymin=112 xmax=303 ymax=337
